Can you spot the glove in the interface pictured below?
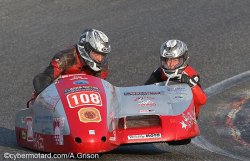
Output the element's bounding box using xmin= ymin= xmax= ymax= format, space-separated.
xmin=180 ymin=74 xmax=199 ymax=88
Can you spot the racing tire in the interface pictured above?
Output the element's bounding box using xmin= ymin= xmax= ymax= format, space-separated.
xmin=167 ymin=139 xmax=191 ymax=146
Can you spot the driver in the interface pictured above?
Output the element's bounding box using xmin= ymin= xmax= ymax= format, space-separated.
xmin=145 ymin=39 xmax=206 ymax=118
xmin=33 ymin=28 xmax=111 ymax=95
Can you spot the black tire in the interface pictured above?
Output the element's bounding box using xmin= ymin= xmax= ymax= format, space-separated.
xmin=167 ymin=139 xmax=191 ymax=146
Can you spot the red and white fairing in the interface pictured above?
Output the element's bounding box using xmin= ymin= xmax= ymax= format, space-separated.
xmin=15 ymin=74 xmax=199 ymax=153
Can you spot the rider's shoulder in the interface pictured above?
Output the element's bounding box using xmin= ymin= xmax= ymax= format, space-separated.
xmin=183 ymin=65 xmax=199 ymax=76
xmin=51 ymin=45 xmax=77 ymax=67
xmin=54 ymin=45 xmax=76 ymax=58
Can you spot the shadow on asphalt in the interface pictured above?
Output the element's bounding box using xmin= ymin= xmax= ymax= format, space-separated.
xmin=0 ymin=127 xmax=17 ymax=148
xmin=0 ymin=127 xmax=27 ymax=151
xmin=107 ymin=143 xmax=168 ymax=154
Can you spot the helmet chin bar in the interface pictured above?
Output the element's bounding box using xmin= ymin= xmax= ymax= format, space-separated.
xmin=163 ymin=69 xmax=182 ymax=86
xmin=87 ymin=61 xmax=102 ymax=72
xmin=162 ymin=66 xmax=185 ymax=86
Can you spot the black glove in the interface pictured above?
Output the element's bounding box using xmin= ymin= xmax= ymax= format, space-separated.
xmin=180 ymin=74 xmax=199 ymax=87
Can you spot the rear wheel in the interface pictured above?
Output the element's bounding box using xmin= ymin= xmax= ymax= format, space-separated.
xmin=167 ymin=139 xmax=191 ymax=145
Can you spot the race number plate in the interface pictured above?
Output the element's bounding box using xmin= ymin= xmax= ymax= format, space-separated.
xmin=67 ymin=91 xmax=102 ymax=108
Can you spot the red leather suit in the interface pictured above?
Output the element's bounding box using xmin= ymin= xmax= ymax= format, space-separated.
xmin=33 ymin=45 xmax=108 ymax=94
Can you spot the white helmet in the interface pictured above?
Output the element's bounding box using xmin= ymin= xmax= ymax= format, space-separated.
xmin=160 ymin=40 xmax=189 ymax=77
xmin=77 ymin=29 xmax=111 ymax=71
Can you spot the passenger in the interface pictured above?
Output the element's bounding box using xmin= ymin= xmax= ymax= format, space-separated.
xmin=145 ymin=39 xmax=206 ymax=118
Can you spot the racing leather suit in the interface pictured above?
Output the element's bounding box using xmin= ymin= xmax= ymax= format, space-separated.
xmin=33 ymin=45 xmax=108 ymax=94
xmin=145 ymin=66 xmax=207 ymax=118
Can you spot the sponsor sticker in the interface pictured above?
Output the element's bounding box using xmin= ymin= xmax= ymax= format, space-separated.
xmin=128 ymin=133 xmax=161 ymax=140
xmin=109 ymin=137 xmax=116 ymax=141
xmin=69 ymin=75 xmax=86 ymax=80
xmin=167 ymin=87 xmax=186 ymax=92
xmin=26 ymin=117 xmax=33 ymax=142
xmin=78 ymin=108 xmax=101 ymax=123
xmin=134 ymin=96 xmax=156 ymax=106
xmin=89 ymin=130 xmax=95 ymax=135
xmin=134 ymin=96 xmax=155 ymax=101
xmin=64 ymin=86 xmax=99 ymax=94
xmin=73 ymin=80 xmax=89 ymax=85
xmin=138 ymin=100 xmax=156 ymax=106
xmin=61 ymin=74 xmax=86 ymax=79
xmin=180 ymin=112 xmax=197 ymax=130
xmin=53 ymin=118 xmax=65 ymax=145
xmin=124 ymin=92 xmax=161 ymax=96
xmin=139 ymin=109 xmax=155 ymax=113
xmin=33 ymin=133 xmax=44 ymax=150
xmin=20 ymin=130 xmax=27 ymax=140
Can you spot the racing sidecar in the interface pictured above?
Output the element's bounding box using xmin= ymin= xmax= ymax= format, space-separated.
xmin=15 ymin=74 xmax=199 ymax=153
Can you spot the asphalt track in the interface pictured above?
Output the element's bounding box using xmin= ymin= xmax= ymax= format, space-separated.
xmin=1 ymin=0 xmax=250 ymax=160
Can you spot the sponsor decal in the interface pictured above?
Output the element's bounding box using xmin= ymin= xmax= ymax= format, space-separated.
xmin=180 ymin=112 xmax=197 ymax=129
xmin=64 ymin=86 xmax=99 ymax=94
xmin=167 ymin=87 xmax=186 ymax=92
xmin=78 ymin=108 xmax=101 ymax=123
xmin=26 ymin=117 xmax=33 ymax=142
xmin=53 ymin=118 xmax=65 ymax=145
xmin=69 ymin=75 xmax=86 ymax=80
xmin=61 ymin=74 xmax=86 ymax=79
xmin=134 ymin=96 xmax=156 ymax=106
xmin=73 ymin=80 xmax=89 ymax=85
xmin=33 ymin=133 xmax=44 ymax=150
xmin=180 ymin=121 xmax=188 ymax=129
xmin=128 ymin=133 xmax=161 ymax=140
xmin=67 ymin=91 xmax=102 ymax=108
xmin=139 ymin=109 xmax=155 ymax=113
xmin=20 ymin=130 xmax=27 ymax=140
xmin=175 ymin=95 xmax=185 ymax=99
xmin=134 ymin=96 xmax=155 ymax=101
xmin=108 ymin=112 xmax=117 ymax=141
xmin=89 ymin=130 xmax=95 ymax=135
xmin=138 ymin=100 xmax=156 ymax=106
xmin=111 ymin=116 xmax=117 ymax=141
xmin=124 ymin=92 xmax=161 ymax=96
xmin=171 ymin=93 xmax=188 ymax=102
xmin=109 ymin=137 xmax=116 ymax=141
